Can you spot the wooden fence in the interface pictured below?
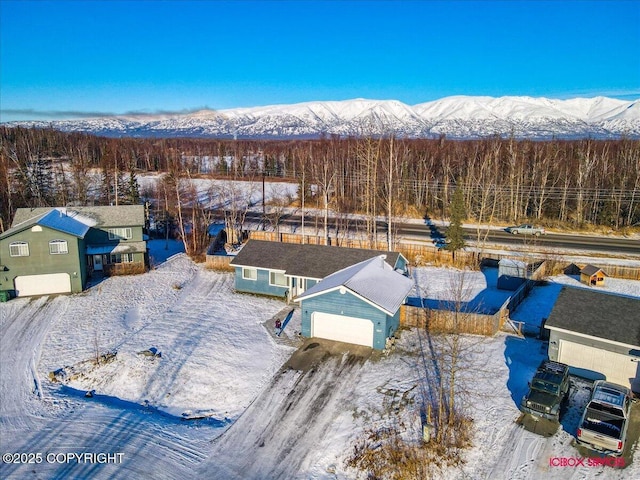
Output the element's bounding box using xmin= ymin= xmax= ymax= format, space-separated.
xmin=400 ymin=305 xmax=501 ymax=336
xmin=400 ymin=260 xmax=547 ymax=337
xmin=577 ymin=264 xmax=640 ymax=281
xmin=246 ymin=230 xmax=640 ymax=279
xmin=205 ymin=255 xmax=234 ymax=271
xmin=103 ymin=262 xmax=146 ymax=276
xmin=247 ymin=230 xmax=480 ymax=268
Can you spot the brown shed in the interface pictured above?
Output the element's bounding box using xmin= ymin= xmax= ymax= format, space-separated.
xmin=580 ymin=264 xmax=607 ymax=286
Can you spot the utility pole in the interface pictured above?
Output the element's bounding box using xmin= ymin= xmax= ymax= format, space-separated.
xmin=387 ymin=136 xmax=393 ymax=252
xmin=114 ymin=155 xmax=119 ymax=206
xmin=262 ymin=171 xmax=266 ymax=231
xmin=301 ymin=168 xmax=305 ymax=244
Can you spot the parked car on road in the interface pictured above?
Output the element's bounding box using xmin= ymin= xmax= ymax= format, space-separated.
xmin=577 ymin=380 xmax=632 ymax=456
xmin=505 ymin=224 xmax=546 ymax=236
xmin=520 ymin=360 xmax=570 ymax=421
xmin=432 ymin=237 xmax=450 ymax=250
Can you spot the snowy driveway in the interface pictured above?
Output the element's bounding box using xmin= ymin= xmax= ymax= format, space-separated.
xmin=201 ymin=339 xmax=372 ymax=479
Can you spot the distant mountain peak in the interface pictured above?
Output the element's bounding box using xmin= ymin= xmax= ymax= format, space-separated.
xmin=5 ymin=96 xmax=639 ymax=139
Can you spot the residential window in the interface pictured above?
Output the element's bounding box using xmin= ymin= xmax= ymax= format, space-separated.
xmin=9 ymin=241 xmax=29 ymax=257
xmin=108 ymin=253 xmax=134 ymax=264
xmin=108 ymin=228 xmax=133 ymax=240
xmin=269 ymin=271 xmax=287 ymax=287
xmin=49 ymin=239 xmax=69 ymax=255
xmin=242 ymin=268 xmax=257 ymax=281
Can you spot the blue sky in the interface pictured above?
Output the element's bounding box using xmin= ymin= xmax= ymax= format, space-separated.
xmin=1 ymin=0 xmax=638 ymax=121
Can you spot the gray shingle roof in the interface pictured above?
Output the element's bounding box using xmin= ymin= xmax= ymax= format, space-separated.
xmin=229 ymin=240 xmax=403 ymax=279
xmin=296 ymin=256 xmax=414 ymax=314
xmin=12 ymin=205 xmax=145 ymax=229
xmin=580 ymin=264 xmax=607 ymax=276
xmin=545 ymin=287 xmax=640 ymax=347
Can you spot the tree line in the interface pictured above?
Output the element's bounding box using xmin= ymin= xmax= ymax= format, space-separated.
xmin=1 ymin=126 xmax=639 ymax=236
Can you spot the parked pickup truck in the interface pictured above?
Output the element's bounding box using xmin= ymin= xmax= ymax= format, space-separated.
xmin=505 ymin=224 xmax=546 ymax=236
xmin=520 ymin=360 xmax=570 ymax=421
xmin=577 ymin=380 xmax=632 ymax=456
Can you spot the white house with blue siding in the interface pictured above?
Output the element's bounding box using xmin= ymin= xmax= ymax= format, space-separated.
xmin=295 ymin=256 xmax=414 ymax=350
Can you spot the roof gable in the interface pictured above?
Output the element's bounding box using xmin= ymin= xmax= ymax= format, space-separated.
xmin=545 ymin=287 xmax=640 ymax=347
xmin=295 ymin=255 xmax=414 ymax=315
xmin=580 ymin=264 xmax=607 ymax=276
xmin=229 ymin=240 xmax=403 ymax=279
xmin=1 ymin=208 xmax=91 ymax=240
xmin=12 ymin=205 xmax=144 ymax=229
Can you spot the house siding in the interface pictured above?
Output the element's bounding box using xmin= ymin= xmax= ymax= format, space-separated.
xmin=393 ymin=255 xmax=408 ymax=274
xmin=85 ymin=225 xmax=145 ymax=244
xmin=233 ymin=267 xmax=289 ymax=298
xmin=548 ymin=329 xmax=637 ymax=362
xmin=85 ymin=225 xmax=146 ymax=270
xmin=300 ymin=289 xmax=399 ymax=350
xmin=0 ymin=226 xmax=84 ymax=293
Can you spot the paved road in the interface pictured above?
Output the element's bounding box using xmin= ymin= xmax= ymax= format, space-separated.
xmin=245 ymin=211 xmax=640 ymax=255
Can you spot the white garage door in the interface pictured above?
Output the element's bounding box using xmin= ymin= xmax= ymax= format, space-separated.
xmin=14 ymin=273 xmax=72 ymax=297
xmin=558 ymin=340 xmax=639 ymax=390
xmin=311 ymin=312 xmax=374 ymax=347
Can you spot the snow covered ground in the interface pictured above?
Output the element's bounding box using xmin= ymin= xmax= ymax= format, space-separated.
xmin=1 ymin=240 xmax=639 ymax=479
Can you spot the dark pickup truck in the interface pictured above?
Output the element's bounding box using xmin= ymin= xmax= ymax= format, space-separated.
xmin=520 ymin=360 xmax=570 ymax=421
xmin=577 ymin=381 xmax=632 ymax=456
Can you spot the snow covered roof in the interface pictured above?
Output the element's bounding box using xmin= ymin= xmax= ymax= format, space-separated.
xmin=86 ymin=241 xmax=148 ymax=255
xmin=229 ymin=240 xmax=404 ymax=279
xmin=0 ymin=208 xmax=91 ymax=239
xmin=12 ymin=205 xmax=144 ymax=229
xmin=295 ymin=255 xmax=414 ymax=315
xmin=499 ymin=259 xmax=527 ymax=269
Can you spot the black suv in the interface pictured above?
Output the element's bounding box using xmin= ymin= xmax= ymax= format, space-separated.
xmin=520 ymin=360 xmax=570 ymax=421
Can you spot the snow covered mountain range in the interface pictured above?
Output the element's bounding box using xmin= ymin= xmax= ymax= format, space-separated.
xmin=6 ymin=96 xmax=640 ymax=139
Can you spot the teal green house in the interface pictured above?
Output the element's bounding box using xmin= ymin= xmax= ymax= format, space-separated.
xmin=230 ymin=240 xmax=412 ymax=349
xmin=0 ymin=206 xmax=147 ymax=297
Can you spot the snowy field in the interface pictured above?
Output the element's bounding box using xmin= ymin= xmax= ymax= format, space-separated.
xmin=1 ymin=240 xmax=639 ymax=479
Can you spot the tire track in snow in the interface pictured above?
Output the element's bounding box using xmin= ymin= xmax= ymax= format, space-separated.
xmin=203 ymin=349 xmax=369 ymax=479
xmin=486 ymin=421 xmax=545 ymax=479
xmin=0 ymin=296 xmax=60 ymax=432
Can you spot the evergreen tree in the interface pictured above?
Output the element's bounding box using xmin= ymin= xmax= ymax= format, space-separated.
xmin=126 ymin=168 xmax=141 ymax=205
xmin=446 ymin=186 xmax=466 ymax=255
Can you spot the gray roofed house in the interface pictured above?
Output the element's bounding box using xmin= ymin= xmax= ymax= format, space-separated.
xmin=545 ymin=287 xmax=640 ymax=392
xmin=0 ymin=205 xmax=148 ymax=297
xmin=229 ymin=240 xmax=410 ymax=350
xmin=229 ymin=240 xmax=405 ymax=281
xmin=296 ymin=255 xmax=414 ymax=315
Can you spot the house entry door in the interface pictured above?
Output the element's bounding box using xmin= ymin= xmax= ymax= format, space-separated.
xmin=94 ymin=255 xmax=103 ymax=271
xmin=290 ymin=277 xmax=306 ymax=297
